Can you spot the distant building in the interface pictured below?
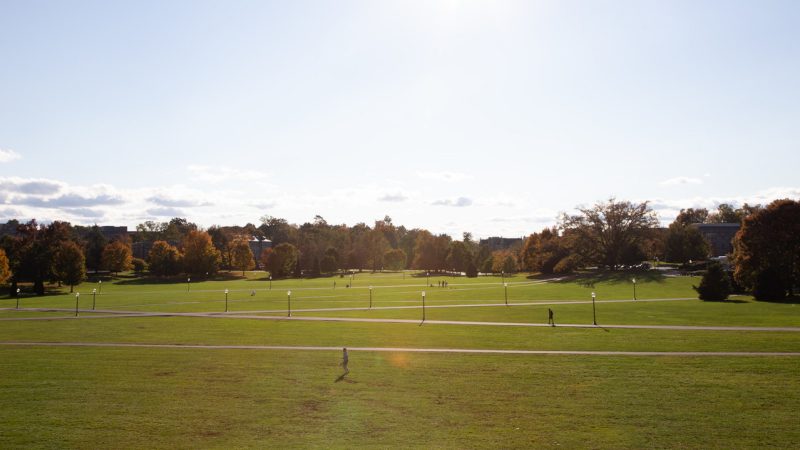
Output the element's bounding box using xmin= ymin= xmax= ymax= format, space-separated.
xmin=131 ymin=240 xmax=181 ymax=260
xmin=480 ymin=237 xmax=524 ymax=251
xmin=693 ymin=223 xmax=740 ymax=257
xmin=249 ymin=237 xmax=272 ymax=268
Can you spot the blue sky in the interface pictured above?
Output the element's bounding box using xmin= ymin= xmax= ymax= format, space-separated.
xmin=1 ymin=0 xmax=798 ymax=237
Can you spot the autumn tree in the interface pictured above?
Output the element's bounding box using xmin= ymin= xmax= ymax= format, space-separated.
xmin=733 ymin=199 xmax=800 ymax=300
xmin=560 ymin=198 xmax=658 ymax=268
xmin=265 ymin=243 xmax=299 ymax=278
xmin=147 ymin=241 xmax=183 ymax=277
xmin=230 ymin=237 xmax=255 ymax=276
xmin=53 ymin=241 xmax=86 ymax=292
xmin=101 ymin=241 xmax=133 ymax=275
xmin=491 ymin=250 xmax=517 ymax=273
xmin=0 ymin=248 xmax=10 ymax=286
xmin=383 ymin=248 xmax=407 ymax=271
xmin=182 ymin=230 xmax=221 ymax=276
xmin=521 ymin=227 xmax=571 ymax=274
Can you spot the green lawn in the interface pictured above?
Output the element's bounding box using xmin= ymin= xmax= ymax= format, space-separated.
xmin=1 ymin=347 xmax=798 ymax=449
xmin=1 ymin=271 xmax=799 ymax=448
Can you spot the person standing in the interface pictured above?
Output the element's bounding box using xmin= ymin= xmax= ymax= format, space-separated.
xmin=548 ymin=308 xmax=555 ymax=326
xmin=341 ymin=347 xmax=349 ymax=375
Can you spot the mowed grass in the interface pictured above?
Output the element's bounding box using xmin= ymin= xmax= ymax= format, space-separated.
xmin=1 ymin=347 xmax=798 ymax=449
xmin=2 ymin=271 xmax=800 ymax=448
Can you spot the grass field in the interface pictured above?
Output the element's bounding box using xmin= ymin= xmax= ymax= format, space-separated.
xmin=2 ymin=270 xmax=799 ymax=448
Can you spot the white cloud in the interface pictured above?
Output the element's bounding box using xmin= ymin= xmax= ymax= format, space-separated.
xmin=660 ymin=176 xmax=703 ymax=186
xmin=0 ymin=148 xmax=21 ymax=163
xmin=432 ymin=197 xmax=473 ymax=207
xmin=378 ymin=193 xmax=408 ymax=202
xmin=148 ymin=194 xmax=212 ymax=207
xmin=0 ymin=177 xmax=63 ymax=195
xmin=416 ymin=171 xmax=471 ymax=182
xmin=147 ymin=207 xmax=185 ymax=217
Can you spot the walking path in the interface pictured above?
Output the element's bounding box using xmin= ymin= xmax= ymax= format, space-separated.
xmin=0 ymin=341 xmax=797 ymax=357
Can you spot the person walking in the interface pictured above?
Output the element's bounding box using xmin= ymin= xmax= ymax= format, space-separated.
xmin=548 ymin=308 xmax=555 ymax=326
xmin=341 ymin=347 xmax=349 ymax=375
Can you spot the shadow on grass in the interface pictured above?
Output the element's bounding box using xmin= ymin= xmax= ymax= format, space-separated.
xmin=557 ymin=270 xmax=667 ymax=288
xmin=754 ymin=295 xmax=800 ymax=305
xmin=115 ymin=272 xmax=246 ymax=286
xmin=334 ymin=373 xmax=355 ymax=383
xmin=701 ymin=298 xmax=750 ymax=304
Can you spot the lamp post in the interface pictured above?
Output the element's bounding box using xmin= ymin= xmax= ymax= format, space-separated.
xmin=225 ymin=289 xmax=229 ymax=312
xmin=632 ymin=278 xmax=637 ymax=301
xmin=75 ymin=293 xmax=80 ymax=317
xmin=269 ymin=275 xmax=272 ymax=290
xmin=501 ymin=270 xmax=505 ymax=284
xmin=369 ymin=286 xmax=373 ymax=309
xmin=421 ymin=291 xmax=426 ymax=323
xmin=98 ymin=280 xmax=102 ymax=294
xmin=187 ymin=277 xmax=191 ymax=292
xmin=16 ymin=288 xmax=20 ymax=309
xmin=591 ymin=291 xmax=597 ymax=326
xmin=504 ymin=282 xmax=508 ymax=306
xmin=92 ymin=288 xmax=97 ymax=310
xmin=287 ymin=290 xmax=292 ymax=317
xmin=426 ymin=271 xmax=430 ymax=286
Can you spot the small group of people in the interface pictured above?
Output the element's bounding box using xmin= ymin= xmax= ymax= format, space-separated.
xmin=436 ymin=280 xmax=449 ymax=288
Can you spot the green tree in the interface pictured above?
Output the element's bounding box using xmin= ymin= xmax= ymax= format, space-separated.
xmin=694 ymin=262 xmax=731 ymax=301
xmin=230 ymin=237 xmax=255 ymax=276
xmin=733 ymin=199 xmax=800 ymax=300
xmin=319 ymin=247 xmax=339 ymax=274
xmin=131 ymin=258 xmax=148 ymax=274
xmin=266 ymin=243 xmax=299 ymax=278
xmin=101 ymin=241 xmax=133 ymax=275
xmin=147 ymin=241 xmax=183 ymax=277
xmin=560 ymin=198 xmax=658 ymax=268
xmin=12 ymin=220 xmax=72 ymax=295
xmin=446 ymin=241 xmax=472 ymax=273
xmin=163 ymin=218 xmax=198 ymax=242
xmin=674 ymin=208 xmax=709 ymax=225
xmin=83 ymin=225 xmax=108 ymax=272
xmin=182 ymin=230 xmax=221 ymax=276
xmin=53 ymin=241 xmax=86 ymax=292
xmin=383 ymin=248 xmax=407 ymax=271
xmin=465 ymin=260 xmax=478 ymax=278
xmin=412 ymin=231 xmax=451 ymax=271
xmin=664 ymin=222 xmax=710 ymax=263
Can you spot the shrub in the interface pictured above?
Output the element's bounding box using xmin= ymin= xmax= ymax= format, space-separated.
xmin=465 ymin=261 xmax=478 ymax=278
xmin=132 ymin=258 xmax=148 ymax=274
xmin=693 ymin=262 xmax=731 ymax=301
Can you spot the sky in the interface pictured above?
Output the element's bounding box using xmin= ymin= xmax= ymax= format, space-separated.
xmin=1 ymin=0 xmax=799 ymax=238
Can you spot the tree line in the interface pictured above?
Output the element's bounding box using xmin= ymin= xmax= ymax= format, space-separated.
xmin=0 ymin=198 xmax=797 ymax=300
